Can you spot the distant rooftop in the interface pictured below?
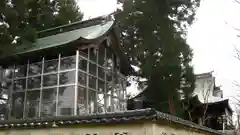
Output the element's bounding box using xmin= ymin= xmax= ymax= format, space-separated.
xmin=195 ymin=71 xmax=214 ymax=79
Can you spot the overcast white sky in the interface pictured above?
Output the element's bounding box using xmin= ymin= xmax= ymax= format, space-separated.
xmin=77 ymin=0 xmax=240 ymax=103
xmin=188 ymin=0 xmax=240 ymax=105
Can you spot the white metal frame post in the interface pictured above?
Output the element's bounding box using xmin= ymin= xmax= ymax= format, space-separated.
xmin=74 ymin=50 xmax=79 ymax=115
xmin=38 ymin=57 xmax=45 ymax=117
xmin=8 ymin=64 xmax=15 ymax=120
xmin=23 ymin=60 xmax=30 ymax=118
xmin=55 ymin=54 xmax=61 ymax=116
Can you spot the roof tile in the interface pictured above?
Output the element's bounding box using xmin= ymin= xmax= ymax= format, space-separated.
xmin=0 ymin=108 xmax=225 ymax=134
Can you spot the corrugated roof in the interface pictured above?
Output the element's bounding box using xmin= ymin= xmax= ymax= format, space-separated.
xmin=0 ymin=19 xmax=114 ymax=58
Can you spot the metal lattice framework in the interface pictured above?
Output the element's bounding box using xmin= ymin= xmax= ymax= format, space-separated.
xmin=2 ymin=43 xmax=127 ymax=120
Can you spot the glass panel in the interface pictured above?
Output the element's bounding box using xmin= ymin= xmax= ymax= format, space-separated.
xmin=13 ymin=79 xmax=26 ymax=92
xmin=14 ymin=65 xmax=27 ymax=78
xmin=116 ymin=57 xmax=121 ymax=70
xmin=122 ymin=78 xmax=127 ymax=90
xmin=106 ymin=47 xmax=113 ymax=60
xmin=105 ymin=59 xmax=113 ymax=71
xmin=25 ymin=90 xmax=40 ymax=118
xmin=113 ymin=78 xmax=122 ymax=98
xmin=59 ymin=71 xmax=75 ymax=85
xmin=119 ymin=90 xmax=125 ymax=100
xmin=106 ymin=83 xmax=113 ymax=95
xmin=98 ymin=67 xmax=105 ymax=79
xmin=60 ymin=56 xmax=76 ymax=70
xmin=120 ymin=79 xmax=127 ymax=100
xmin=2 ymin=80 xmax=13 ymax=92
xmin=0 ymin=103 xmax=8 ymax=120
xmin=106 ymin=94 xmax=112 ymax=112
xmin=113 ymin=88 xmax=120 ymax=98
xmin=98 ymin=79 xmax=105 ymax=92
xmin=88 ymin=90 xmax=96 ymax=114
xmin=29 ymin=62 xmax=42 ymax=76
xmin=79 ymin=49 xmax=88 ymax=58
xmin=41 ymin=88 xmax=57 ymax=117
xmin=113 ymin=55 xmax=117 ymax=70
xmin=113 ymin=98 xmax=120 ymax=112
xmin=44 ymin=59 xmax=58 ymax=73
xmin=106 ymin=70 xmax=112 ymax=82
xmin=119 ymin=100 xmax=126 ymax=111
xmin=58 ymin=86 xmax=75 ymax=116
xmin=88 ymin=75 xmax=96 ymax=89
xmin=98 ymin=44 xmax=105 ymax=66
xmin=124 ymin=90 xmax=127 ymax=100
xmin=11 ymin=92 xmax=25 ymax=119
xmin=43 ymin=74 xmax=57 ymax=87
xmin=89 ymin=63 xmax=96 ymax=76
xmin=1 ymin=80 xmax=11 ymax=114
xmin=3 ymin=68 xmax=14 ymax=79
xmin=90 ymin=48 xmax=97 ymax=62
xmin=78 ymin=71 xmax=87 ymax=86
xmin=28 ymin=76 xmax=41 ymax=89
xmin=79 ymin=57 xmax=87 ymax=71
xmin=97 ymin=93 xmax=105 ymax=113
xmin=106 ymin=47 xmax=114 ymax=70
xmin=77 ymin=87 xmax=87 ymax=115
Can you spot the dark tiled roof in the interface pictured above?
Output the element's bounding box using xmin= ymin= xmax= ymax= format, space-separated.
xmin=0 ymin=108 xmax=224 ymax=134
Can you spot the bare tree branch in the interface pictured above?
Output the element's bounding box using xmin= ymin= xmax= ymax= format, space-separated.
xmin=234 ymin=47 xmax=240 ymax=61
xmin=225 ymin=20 xmax=240 ymax=35
xmin=198 ymin=77 xmax=213 ymax=126
xmin=235 ymin=0 xmax=240 ymax=4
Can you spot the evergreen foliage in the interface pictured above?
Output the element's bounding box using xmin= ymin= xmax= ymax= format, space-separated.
xmin=116 ymin=0 xmax=199 ymax=118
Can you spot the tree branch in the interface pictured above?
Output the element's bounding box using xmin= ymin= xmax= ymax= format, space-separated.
xmin=225 ymin=20 xmax=240 ymax=33
xmin=235 ymin=0 xmax=240 ymax=4
xmin=234 ymin=47 xmax=240 ymax=61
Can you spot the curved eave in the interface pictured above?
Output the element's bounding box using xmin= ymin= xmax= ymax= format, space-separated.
xmin=204 ymin=99 xmax=233 ymax=114
xmin=0 ymin=20 xmax=114 ymax=60
xmin=193 ymin=99 xmax=233 ymax=115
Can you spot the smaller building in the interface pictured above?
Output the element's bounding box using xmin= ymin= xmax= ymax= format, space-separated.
xmin=128 ymin=71 xmax=233 ymax=131
xmin=190 ymin=72 xmax=233 ymax=131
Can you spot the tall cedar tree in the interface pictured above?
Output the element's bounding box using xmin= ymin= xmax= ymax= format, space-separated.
xmin=116 ymin=0 xmax=199 ymax=118
xmin=0 ymin=0 xmax=83 ymax=47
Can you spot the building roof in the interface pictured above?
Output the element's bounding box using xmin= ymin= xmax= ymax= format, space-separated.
xmin=189 ymin=95 xmax=233 ymax=115
xmin=195 ymin=71 xmax=214 ymax=79
xmin=0 ymin=15 xmax=134 ymax=75
xmin=0 ymin=16 xmax=113 ymax=59
xmin=0 ymin=108 xmax=224 ymax=134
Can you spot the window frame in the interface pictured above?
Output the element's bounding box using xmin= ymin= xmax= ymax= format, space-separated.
xmin=5 ymin=41 xmax=127 ymax=120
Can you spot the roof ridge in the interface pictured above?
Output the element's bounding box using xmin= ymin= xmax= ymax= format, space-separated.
xmin=37 ymin=16 xmax=104 ymax=34
xmin=37 ymin=15 xmax=113 ymax=38
xmin=195 ymin=71 xmax=214 ymax=77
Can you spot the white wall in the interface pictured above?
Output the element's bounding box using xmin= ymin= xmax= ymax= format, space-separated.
xmin=194 ymin=75 xmax=215 ymax=103
xmin=193 ymin=74 xmax=223 ymax=103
